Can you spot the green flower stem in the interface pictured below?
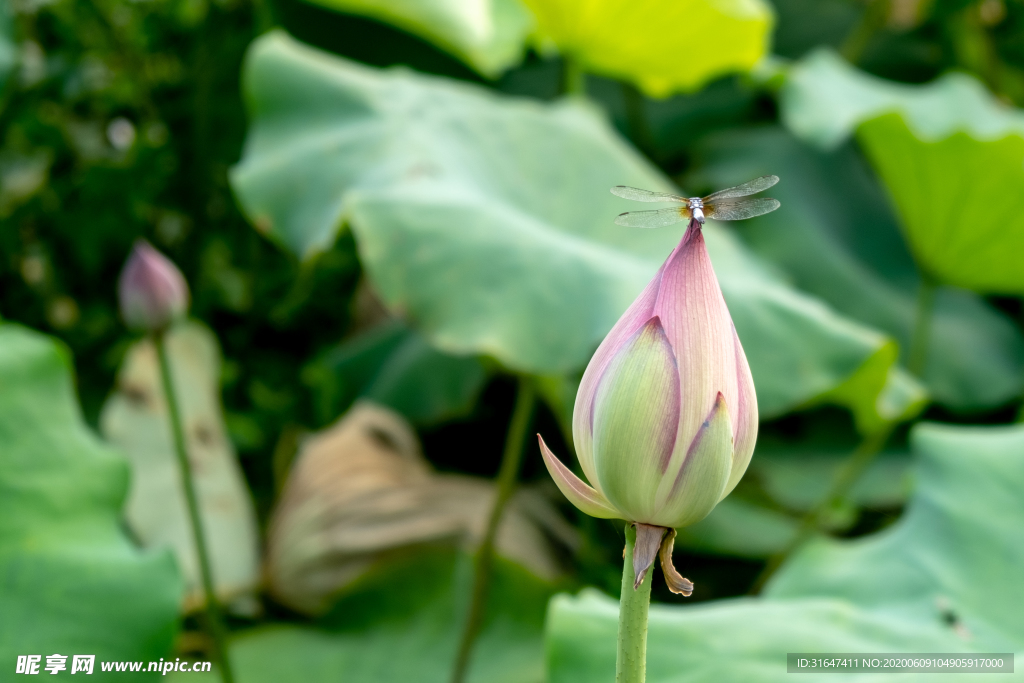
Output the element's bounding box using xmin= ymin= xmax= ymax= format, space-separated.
xmin=563 ymin=57 xmax=587 ymax=96
xmin=451 ymin=377 xmax=537 ymax=683
xmin=154 ymin=332 xmax=235 ymax=683
xmin=840 ymin=0 xmax=889 ymax=64
xmin=621 ymin=82 xmax=656 ymax=159
xmin=617 ymin=524 xmax=653 ymax=683
xmin=908 ymin=274 xmax=937 ymax=378
xmin=750 ymin=424 xmax=894 ymax=594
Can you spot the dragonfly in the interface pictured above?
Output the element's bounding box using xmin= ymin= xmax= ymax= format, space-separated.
xmin=611 ymin=175 xmax=780 ymax=228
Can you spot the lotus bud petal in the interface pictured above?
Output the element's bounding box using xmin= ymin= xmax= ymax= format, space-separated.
xmin=540 ymin=220 xmax=758 ymax=533
xmin=118 ymin=240 xmax=189 ymax=332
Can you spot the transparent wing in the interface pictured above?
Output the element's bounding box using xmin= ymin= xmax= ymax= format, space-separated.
xmin=610 ymin=186 xmax=688 ymax=203
xmin=614 ymin=206 xmax=690 ymax=228
xmin=702 ymin=175 xmax=779 ymax=202
xmin=705 ymin=197 xmax=780 ymax=221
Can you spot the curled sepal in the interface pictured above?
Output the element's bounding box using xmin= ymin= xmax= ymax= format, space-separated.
xmin=538 ymin=435 xmax=620 ymax=520
xmin=658 ymin=528 xmax=694 ymax=597
xmin=632 ymin=523 xmax=667 ymax=590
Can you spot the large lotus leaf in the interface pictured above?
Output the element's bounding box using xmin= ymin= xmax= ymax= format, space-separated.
xmin=300 ymin=0 xmax=531 ymax=77
xmin=547 ymin=422 xmax=1024 ymax=682
xmin=0 ymin=324 xmax=181 ymax=678
xmin=858 ymin=114 xmax=1024 ymax=294
xmin=779 ymin=49 xmax=1024 ymax=294
xmin=767 ymin=423 xmax=1024 ymax=645
xmin=521 ymin=0 xmax=774 ymax=97
xmin=691 ymin=126 xmax=1024 ymax=412
xmin=171 ymin=548 xmax=554 ymax=683
xmin=303 ymin=320 xmax=488 ymax=427
xmin=232 ymin=32 xmax=908 ymax=421
xmin=100 ymin=322 xmax=261 ymax=611
xmin=548 ymin=591 xmax=1019 ymax=683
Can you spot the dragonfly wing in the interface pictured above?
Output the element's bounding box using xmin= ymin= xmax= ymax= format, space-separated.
xmin=702 ymin=175 xmax=779 ymax=202
xmin=614 ymin=206 xmax=690 ymax=228
xmin=611 ymin=186 xmax=688 ymax=203
xmin=705 ymin=197 xmax=780 ymax=221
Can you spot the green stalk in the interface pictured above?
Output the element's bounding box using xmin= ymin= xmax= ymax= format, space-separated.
xmin=451 ymin=377 xmax=537 ymax=683
xmin=154 ymin=332 xmax=236 ymax=683
xmin=621 ymin=82 xmax=656 ymax=159
xmin=563 ymin=57 xmax=587 ymax=96
xmin=908 ymin=275 xmax=937 ymax=378
xmin=617 ymin=525 xmax=653 ymax=683
xmin=750 ymin=424 xmax=894 ymax=594
xmin=840 ymin=0 xmax=889 ymax=64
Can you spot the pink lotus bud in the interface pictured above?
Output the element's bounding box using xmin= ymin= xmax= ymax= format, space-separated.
xmin=540 ymin=220 xmax=757 ymax=531
xmin=118 ymin=240 xmax=189 ymax=332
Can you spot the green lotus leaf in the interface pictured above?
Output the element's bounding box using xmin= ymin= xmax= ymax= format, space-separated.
xmin=300 ymin=0 xmax=532 ymax=77
xmin=547 ymin=422 xmax=1024 ymax=681
xmin=232 ymin=32 xmax=907 ymax=420
xmin=780 ymin=49 xmax=1024 ymax=294
xmin=522 ymin=0 xmax=774 ymax=97
xmin=170 ymin=548 xmax=554 ymax=683
xmin=0 ymin=323 xmax=181 ymax=679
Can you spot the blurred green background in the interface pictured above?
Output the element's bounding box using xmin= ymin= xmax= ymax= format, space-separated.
xmin=2 ymin=0 xmax=1024 ymax=680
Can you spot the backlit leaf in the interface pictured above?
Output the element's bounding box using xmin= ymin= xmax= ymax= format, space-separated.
xmin=780 ymin=49 xmax=1024 ymax=294
xmin=522 ymin=0 xmax=774 ymax=97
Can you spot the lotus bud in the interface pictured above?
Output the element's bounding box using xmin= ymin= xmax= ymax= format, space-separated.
xmin=118 ymin=240 xmax=190 ymax=333
xmin=539 ymin=219 xmax=758 ymax=594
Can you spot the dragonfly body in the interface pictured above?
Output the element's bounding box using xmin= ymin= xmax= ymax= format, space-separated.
xmin=611 ymin=175 xmax=780 ymax=228
xmin=688 ymin=197 xmax=705 ymax=225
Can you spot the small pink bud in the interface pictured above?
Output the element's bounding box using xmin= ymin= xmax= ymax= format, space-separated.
xmin=118 ymin=240 xmax=189 ymax=332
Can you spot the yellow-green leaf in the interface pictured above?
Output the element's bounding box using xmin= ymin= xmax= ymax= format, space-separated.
xmin=780 ymin=49 xmax=1024 ymax=294
xmin=523 ymin=0 xmax=774 ymax=97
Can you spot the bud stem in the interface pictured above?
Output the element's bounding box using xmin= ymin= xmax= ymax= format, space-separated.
xmin=563 ymin=57 xmax=587 ymax=96
xmin=617 ymin=524 xmax=653 ymax=683
xmin=451 ymin=377 xmax=537 ymax=683
xmin=908 ymin=274 xmax=937 ymax=378
xmin=154 ymin=332 xmax=235 ymax=683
